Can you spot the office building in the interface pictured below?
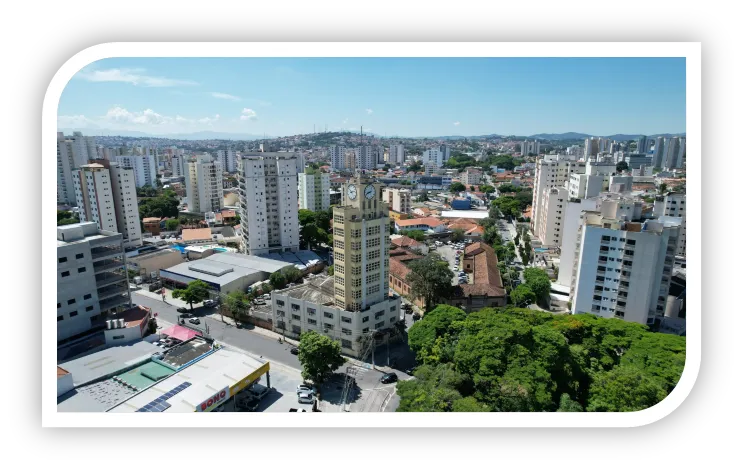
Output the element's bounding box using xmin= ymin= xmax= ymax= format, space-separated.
xmin=569 ymin=209 xmax=681 ymax=327
xmin=217 ymin=148 xmax=237 ymax=173
xmin=238 ymin=152 xmax=300 ymax=255
xmin=421 ymin=145 xmax=451 ymax=168
xmin=382 ymin=187 xmax=412 ymax=214
xmin=298 ymin=171 xmax=330 ymax=211
xmin=73 ymin=161 xmax=143 ymax=249
xmin=654 ymin=192 xmax=686 ymax=258
xmin=621 ymin=153 xmax=653 ymax=169
xmin=114 ymin=154 xmax=157 ymax=188
xmin=186 ymin=154 xmax=224 ymax=214
xmin=57 ymin=222 xmax=132 ymax=344
xmin=530 ymin=157 xmax=586 ymax=234
xmin=584 ymin=138 xmax=599 ymax=159
xmin=388 ymin=144 xmax=405 ymax=165
xmin=329 ymin=145 xmax=347 ymax=171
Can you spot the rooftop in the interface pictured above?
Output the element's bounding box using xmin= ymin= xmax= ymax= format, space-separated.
xmin=58 ymin=341 xmax=161 ymax=387
xmin=157 ymin=336 xmax=214 ymax=369
xmin=161 ymin=252 xmax=293 ymax=287
xmin=456 ymin=242 xmax=506 ymax=298
xmin=277 ymin=275 xmax=336 ymax=305
xmin=440 ymin=210 xmax=489 ymax=219
xmin=181 ymin=228 xmax=212 ymax=242
xmin=396 ymin=217 xmax=444 ymax=228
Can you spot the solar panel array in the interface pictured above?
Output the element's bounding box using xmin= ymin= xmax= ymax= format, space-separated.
xmin=135 ymin=382 xmax=192 ymax=412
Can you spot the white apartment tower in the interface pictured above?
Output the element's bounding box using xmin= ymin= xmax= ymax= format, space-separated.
xmin=70 ymin=131 xmax=97 ymax=167
xmin=530 ymin=157 xmax=586 ymax=234
xmin=171 ymin=154 xmax=185 ymax=178
xmin=461 ymin=166 xmax=483 ymax=186
xmin=298 ymin=171 xmax=330 ymax=211
xmin=388 ymin=144 xmax=405 ymax=165
xmin=652 ymin=137 xmax=666 ymax=168
xmin=662 ymin=136 xmax=686 ymax=170
xmin=570 ymin=213 xmax=681 ymax=327
xmin=522 ymin=140 xmax=540 ymax=156
xmin=72 ymin=161 xmax=143 ymax=249
xmin=217 ymin=148 xmax=237 ymax=173
xmin=382 ymin=187 xmax=412 ymax=214
xmin=329 ymin=146 xmax=347 ymax=171
xmin=238 ymin=152 xmax=300 ymax=255
xmin=421 ymin=145 xmax=451 ymax=168
xmin=654 ymin=192 xmax=686 ymax=258
xmin=186 ymin=154 xmax=224 ymax=214
xmin=114 ymin=154 xmax=157 ymax=188
xmin=57 ymin=132 xmax=77 ymax=206
xmin=355 ymin=146 xmax=382 ymax=170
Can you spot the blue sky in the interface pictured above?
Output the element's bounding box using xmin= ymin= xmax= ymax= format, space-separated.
xmin=58 ymin=57 xmax=686 ymax=137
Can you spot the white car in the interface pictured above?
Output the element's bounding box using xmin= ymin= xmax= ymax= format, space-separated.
xmin=297 ymin=392 xmax=315 ymax=404
xmin=297 ymin=383 xmax=318 ymax=395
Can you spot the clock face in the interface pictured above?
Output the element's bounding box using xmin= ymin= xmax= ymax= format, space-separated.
xmin=347 ymin=184 xmax=358 ymax=200
xmin=364 ymin=184 xmax=375 ymax=199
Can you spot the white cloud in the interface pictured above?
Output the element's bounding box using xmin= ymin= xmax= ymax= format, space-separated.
xmin=342 ymin=118 xmax=349 ymax=124
xmin=210 ymin=92 xmax=241 ymax=101
xmin=104 ymin=106 xmax=172 ymax=125
xmin=198 ymin=114 xmax=220 ymax=125
xmin=240 ymin=108 xmax=258 ymax=121
xmin=76 ymin=68 xmax=198 ymax=87
xmin=57 ymin=114 xmax=97 ymax=128
xmin=366 ymin=109 xmax=374 ymax=115
xmin=453 ymin=121 xmax=461 ymax=126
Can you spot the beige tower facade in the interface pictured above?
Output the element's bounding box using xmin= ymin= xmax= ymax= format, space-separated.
xmin=332 ymin=173 xmax=391 ymax=312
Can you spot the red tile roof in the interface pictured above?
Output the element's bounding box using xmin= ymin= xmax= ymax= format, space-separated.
xmin=396 ymin=217 xmax=443 ymax=228
xmin=391 ymin=235 xmax=422 ymax=249
xmin=455 ymin=242 xmax=505 ymax=298
xmin=182 ymin=228 xmax=212 ymax=242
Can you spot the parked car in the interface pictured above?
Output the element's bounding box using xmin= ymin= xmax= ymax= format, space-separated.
xmin=297 ymin=383 xmax=318 ymax=395
xmin=289 ymin=408 xmax=307 ymax=412
xmin=176 ymin=307 xmax=189 ymax=314
xmin=290 ymin=346 xmax=299 ymax=355
xmin=381 ymin=373 xmax=398 ymax=384
xmin=203 ymin=299 xmax=218 ymax=307
xmin=297 ymin=392 xmax=315 ymax=404
xmin=262 ymin=293 xmax=271 ymax=300
xmin=247 ymin=384 xmax=271 ymax=400
xmin=188 ymin=318 xmax=200 ymax=325
xmin=179 ymin=312 xmax=194 ymax=318
xmin=238 ymin=397 xmax=261 ymax=412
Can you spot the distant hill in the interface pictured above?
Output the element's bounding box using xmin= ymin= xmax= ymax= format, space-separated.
xmin=528 ymin=132 xmax=590 ymax=140
xmin=58 ymin=128 xmax=269 ymax=140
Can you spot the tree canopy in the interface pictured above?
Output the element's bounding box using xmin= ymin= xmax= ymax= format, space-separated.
xmin=172 ymin=280 xmax=211 ymax=311
xmin=449 ymin=182 xmax=466 ymax=193
xmin=398 ymin=305 xmax=685 ymax=412
xmin=298 ymin=208 xmax=332 ymax=249
xmin=616 ymin=161 xmax=630 ymax=173
xmin=510 ymin=284 xmax=536 ymax=307
xmin=139 ymin=190 xmax=180 ymax=219
xmin=523 ymin=267 xmax=552 ymax=303
xmin=297 ymin=330 xmax=346 ymax=384
xmin=402 ymin=229 xmax=426 ymax=242
xmin=57 ymin=210 xmax=79 ymax=226
xmin=405 ymin=253 xmax=454 ymax=312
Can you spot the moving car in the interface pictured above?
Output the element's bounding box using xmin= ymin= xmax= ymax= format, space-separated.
xmin=297 ymin=392 xmax=315 ymax=404
xmin=176 ymin=307 xmax=189 ymax=314
xmin=380 ymin=373 xmax=398 ymax=384
xmin=188 ymin=318 xmax=200 ymax=325
xmin=179 ymin=312 xmax=194 ymax=318
xmin=290 ymin=346 xmax=299 ymax=355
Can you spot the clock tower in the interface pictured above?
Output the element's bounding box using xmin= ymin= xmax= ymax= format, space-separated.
xmin=332 ymin=173 xmax=391 ymax=312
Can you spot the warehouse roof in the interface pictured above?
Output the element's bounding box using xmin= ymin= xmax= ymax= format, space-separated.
xmin=161 ymin=252 xmax=292 ymax=287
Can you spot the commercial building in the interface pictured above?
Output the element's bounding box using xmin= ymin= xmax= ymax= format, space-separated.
xmin=185 ymin=153 xmax=224 ymax=214
xmin=329 ymin=145 xmax=347 ymax=171
xmin=654 ymin=192 xmax=686 ymax=258
xmin=73 ymin=161 xmax=143 ymax=249
xmin=569 ymin=211 xmax=682 ymax=327
xmin=421 ymin=145 xmax=451 ymax=168
xmin=461 ymin=166 xmax=483 ymax=186
xmin=113 ymin=154 xmax=157 ymax=188
xmin=160 ymin=251 xmax=294 ymax=294
xmin=57 ymin=223 xmax=132 ymax=344
xmin=103 ymin=305 xmax=153 ymax=346
xmin=388 ymin=144 xmax=405 ymax=165
xmin=382 ymin=187 xmax=412 ymax=214
xmin=298 ymin=171 xmax=330 ymax=211
xmin=451 ymin=198 xmax=472 ymax=210
xmin=217 ymin=148 xmax=237 ymax=173
xmin=127 ymin=248 xmax=184 ymax=277
xmin=238 ymin=152 xmax=300 ymax=255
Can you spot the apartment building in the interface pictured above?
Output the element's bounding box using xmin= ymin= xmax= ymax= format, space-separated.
xmin=461 ymin=166 xmax=483 ymax=187
xmin=421 ymin=145 xmax=451 ymax=168
xmin=536 ymin=187 xmax=568 ymax=247
xmin=636 ymin=135 xmax=648 ymax=153
xmin=355 ymin=146 xmax=383 ymax=170
xmin=73 ymin=161 xmax=142 ymax=249
xmin=388 ymin=144 xmax=405 ymax=165
xmin=654 ymin=192 xmax=686 ymax=258
xmin=186 ymin=154 xmax=224 ymax=214
xmin=57 ymin=223 xmax=132 ymax=344
xmin=270 ymin=173 xmax=400 ymax=357
xmin=522 ymin=140 xmax=540 ymax=156
xmin=382 ymin=187 xmax=412 ymax=214
xmin=329 ymin=145 xmax=347 ymax=171
xmin=217 ymin=148 xmax=237 ymax=173
xmin=57 ymin=132 xmax=77 ymax=206
xmin=171 ymin=154 xmax=185 ymax=178
xmin=530 ymin=157 xmax=586 ymax=233
xmin=238 ymin=152 xmax=300 ymax=255
xmin=113 ymin=154 xmax=157 ymax=188
xmin=570 ymin=211 xmax=681 ymax=327
xmin=652 ymin=137 xmax=665 ymax=168
xmin=298 ymin=171 xmax=330 ymax=211
xmin=662 ymin=136 xmax=686 ymax=170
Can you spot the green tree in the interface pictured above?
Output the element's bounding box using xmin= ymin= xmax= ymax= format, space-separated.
xmin=449 ymin=182 xmax=466 ymax=193
xmin=408 ymin=305 xmax=466 ymax=362
xmin=616 ymin=161 xmax=630 ymax=173
xmin=57 ymin=210 xmax=80 ymax=226
xmin=480 ymin=184 xmax=495 ymax=194
xmin=283 ymin=266 xmax=303 ymax=284
xmin=416 ymin=192 xmax=430 ymax=202
xmin=165 ymin=219 xmax=179 ymax=231
xmin=172 ymin=280 xmax=211 ymax=311
xmin=658 ymin=182 xmax=668 ymax=196
xmin=452 ymin=397 xmax=491 ymax=412
xmin=586 ymin=366 xmax=667 ymax=412
xmin=407 ymin=161 xmax=423 ymax=172
xmin=405 ymin=254 xmax=454 ymax=312
xmin=523 ymin=267 xmax=551 ymax=301
xmin=224 ymin=290 xmax=250 ymax=319
xmin=498 ymin=184 xmax=522 ymax=193
xmin=510 ymin=284 xmax=536 ymax=307
xmin=450 ymin=228 xmax=465 ymax=242
xmin=297 ymin=330 xmax=346 ymax=384
xmin=402 ymin=229 xmax=426 ymax=242
xmin=328 ymin=265 xmax=334 ymax=276
xmin=557 ymin=393 xmax=584 ymax=412
xmin=269 ymin=271 xmax=287 ymax=289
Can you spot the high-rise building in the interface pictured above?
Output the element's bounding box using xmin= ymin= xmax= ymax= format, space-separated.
xmin=217 ymin=148 xmax=237 ymax=173
xmin=185 ymin=154 xmax=224 ymax=214
xmin=388 ymin=144 xmax=405 ymax=165
xmin=583 ymin=138 xmax=599 ymax=159
xmin=652 ymin=137 xmax=666 ymax=168
xmin=238 ymin=152 xmax=300 ymax=255
xmin=171 ymin=154 xmax=185 ymax=178
xmin=57 ymin=222 xmax=132 ymax=344
xmin=654 ymin=192 xmax=686 ymax=258
xmin=461 ymin=166 xmax=483 ymax=187
xmin=113 ymin=154 xmax=157 ymax=188
xmin=73 ymin=161 xmax=143 ymax=249
xmin=298 ymin=171 xmax=330 ymax=211
xmin=662 ymin=136 xmax=686 ymax=169
xmin=636 ymin=135 xmax=648 ymax=153
xmin=421 ymin=145 xmax=451 ymax=168
xmin=57 ymin=132 xmax=77 ymax=206
xmin=333 ymin=173 xmax=396 ymax=311
xmin=530 ymin=156 xmax=586 ymax=234
xmin=329 ymin=145 xmax=347 ymax=171
xmin=355 ymin=146 xmax=383 ymax=170
xmin=522 ymin=140 xmax=540 ymax=156
xmin=69 ymin=131 xmax=96 ymax=167
xmin=382 ymin=188 xmax=412 ymax=214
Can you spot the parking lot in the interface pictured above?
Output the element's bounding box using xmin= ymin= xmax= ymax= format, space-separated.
xmin=433 ymin=242 xmax=470 ymax=285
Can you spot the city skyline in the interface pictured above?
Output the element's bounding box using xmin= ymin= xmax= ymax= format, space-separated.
xmin=58 ymin=57 xmax=686 ymax=138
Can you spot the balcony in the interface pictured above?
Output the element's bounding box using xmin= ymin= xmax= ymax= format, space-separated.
xmin=93 ymin=260 xmax=125 ymax=274
xmin=97 ymin=284 xmax=129 ymax=301
xmin=99 ymin=294 xmax=129 ymax=312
